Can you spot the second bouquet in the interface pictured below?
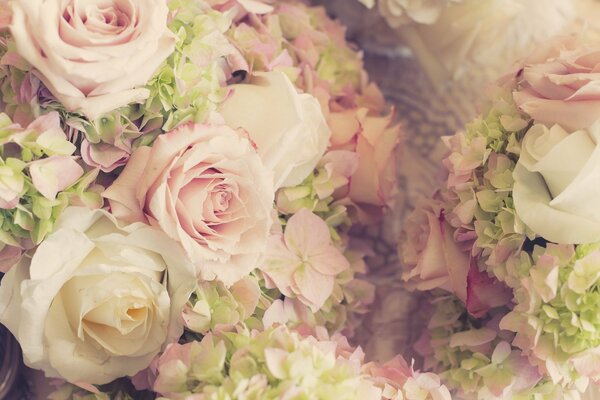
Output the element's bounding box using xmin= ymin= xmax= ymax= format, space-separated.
xmin=401 ymin=34 xmax=600 ymax=399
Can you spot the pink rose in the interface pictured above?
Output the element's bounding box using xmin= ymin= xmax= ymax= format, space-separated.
xmin=104 ymin=123 xmax=274 ymax=286
xmin=9 ymin=0 xmax=176 ymax=119
xmin=400 ymin=197 xmax=470 ymax=302
xmin=514 ymin=37 xmax=600 ymax=130
xmin=329 ymin=108 xmax=402 ymax=213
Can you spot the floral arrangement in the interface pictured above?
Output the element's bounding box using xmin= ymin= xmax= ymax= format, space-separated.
xmin=401 ymin=34 xmax=600 ymax=398
xmin=353 ymin=0 xmax=581 ymax=85
xmin=0 ymin=0 xmax=419 ymax=397
xmin=52 ymin=325 xmax=451 ymax=400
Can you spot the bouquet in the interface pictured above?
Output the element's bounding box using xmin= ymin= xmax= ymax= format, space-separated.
xmin=401 ymin=34 xmax=600 ymax=399
xmin=352 ymin=0 xmax=582 ymax=86
xmin=0 ymin=0 xmax=420 ymax=397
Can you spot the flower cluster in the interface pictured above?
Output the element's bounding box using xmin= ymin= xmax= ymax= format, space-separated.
xmin=354 ymin=0 xmax=579 ymax=85
xmin=401 ymin=35 xmax=600 ymax=397
xmin=0 ymin=0 xmax=404 ymax=397
xmin=54 ymin=325 xmax=451 ymax=400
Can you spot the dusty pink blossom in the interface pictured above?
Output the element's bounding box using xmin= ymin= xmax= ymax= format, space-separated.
xmin=261 ymin=208 xmax=349 ymax=311
xmin=104 ymin=123 xmax=274 ymax=286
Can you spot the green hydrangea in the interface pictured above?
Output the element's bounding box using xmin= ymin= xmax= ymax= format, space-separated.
xmin=144 ymin=1 xmax=231 ymax=131
xmin=183 ymin=277 xmax=261 ymax=335
xmin=0 ymin=114 xmax=102 ymax=246
xmin=421 ymin=295 xmax=586 ymax=399
xmin=276 ymin=158 xmax=355 ymax=234
xmin=501 ymin=243 xmax=600 ymax=387
xmin=440 ymin=84 xmax=535 ymax=287
xmin=154 ymin=326 xmax=382 ymax=400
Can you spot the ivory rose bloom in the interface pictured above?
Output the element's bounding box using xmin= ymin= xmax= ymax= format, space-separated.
xmin=9 ymin=0 xmax=176 ymax=119
xmin=104 ymin=123 xmax=274 ymax=286
xmin=514 ymin=40 xmax=600 ymax=131
xmin=218 ymin=71 xmax=330 ymax=189
xmin=0 ymin=207 xmax=196 ymax=384
xmin=513 ymin=124 xmax=600 ymax=244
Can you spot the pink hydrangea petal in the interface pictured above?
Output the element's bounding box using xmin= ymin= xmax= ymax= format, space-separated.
xmin=29 ymin=156 xmax=84 ymax=200
xmin=292 ymin=265 xmax=333 ymax=312
xmin=309 ymin=245 xmax=349 ymax=276
xmin=284 ymin=208 xmax=331 ymax=256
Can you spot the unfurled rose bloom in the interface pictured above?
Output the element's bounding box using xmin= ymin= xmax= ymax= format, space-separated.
xmin=218 ymin=71 xmax=330 ymax=189
xmin=104 ymin=123 xmax=273 ymax=286
xmin=400 ymin=197 xmax=470 ymax=302
xmin=261 ymin=208 xmax=350 ymax=312
xmin=9 ymin=0 xmax=176 ymax=119
xmin=513 ymin=123 xmax=600 ymax=243
xmin=0 ymin=207 xmax=196 ymax=384
xmin=514 ymin=38 xmax=600 ymax=131
xmin=329 ymin=108 xmax=401 ymax=210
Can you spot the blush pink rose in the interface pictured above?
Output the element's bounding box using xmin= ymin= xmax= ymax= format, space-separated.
xmin=400 ymin=197 xmax=470 ymax=302
xmin=104 ymin=123 xmax=274 ymax=286
xmin=513 ymin=37 xmax=600 ymax=130
xmin=9 ymin=0 xmax=176 ymax=119
xmin=328 ymin=107 xmax=402 ymax=214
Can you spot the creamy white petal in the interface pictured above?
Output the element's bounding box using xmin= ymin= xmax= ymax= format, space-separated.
xmin=529 ymin=129 xmax=595 ymax=198
xmin=513 ymin=163 xmax=600 ymax=244
xmin=219 ymin=71 xmax=330 ymax=189
xmin=0 ymin=207 xmax=197 ymax=384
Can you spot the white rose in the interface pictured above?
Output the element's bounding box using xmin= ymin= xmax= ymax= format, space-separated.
xmin=9 ymin=0 xmax=176 ymax=119
xmin=513 ymin=123 xmax=600 ymax=244
xmin=218 ymin=71 xmax=330 ymax=189
xmin=0 ymin=207 xmax=196 ymax=384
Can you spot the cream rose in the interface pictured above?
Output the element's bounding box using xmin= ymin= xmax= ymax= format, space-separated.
xmin=513 ymin=123 xmax=600 ymax=244
xmin=103 ymin=123 xmax=274 ymax=286
xmin=9 ymin=0 xmax=176 ymax=119
xmin=218 ymin=71 xmax=330 ymax=189
xmin=0 ymin=207 xmax=196 ymax=384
